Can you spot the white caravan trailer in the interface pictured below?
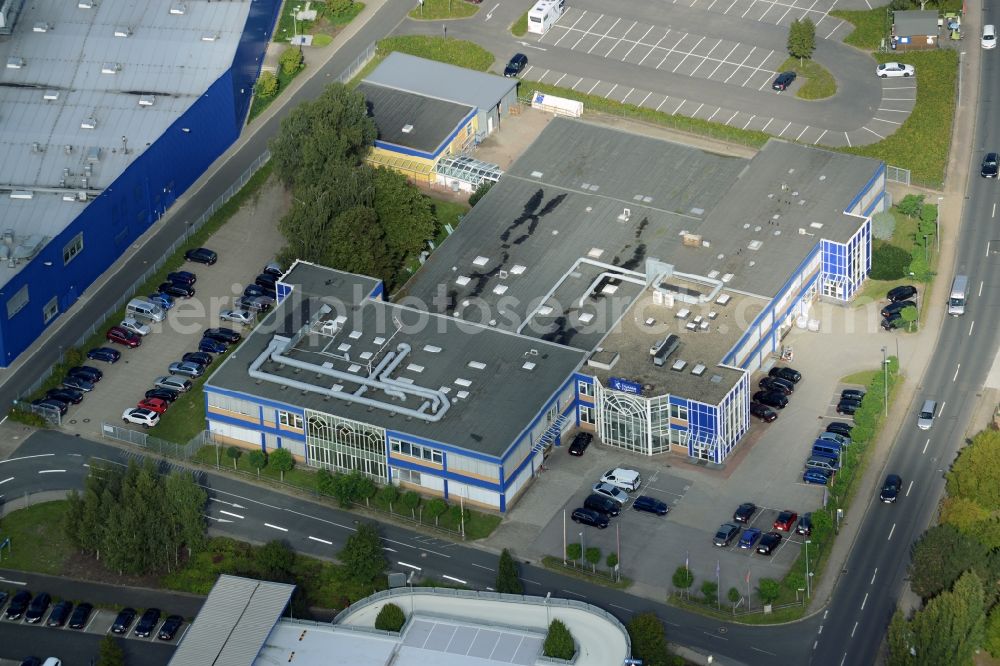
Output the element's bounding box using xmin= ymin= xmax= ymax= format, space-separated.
xmin=527 ymin=0 xmax=564 ymax=36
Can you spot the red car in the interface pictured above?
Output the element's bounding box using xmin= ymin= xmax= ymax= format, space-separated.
xmin=137 ymin=397 xmax=169 ymax=414
xmin=106 ymin=326 xmax=141 ymax=348
xmin=773 ymin=510 xmax=798 ymax=532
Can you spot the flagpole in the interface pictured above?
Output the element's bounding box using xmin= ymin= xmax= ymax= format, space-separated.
xmin=746 ymin=568 xmax=751 ymax=611
xmin=716 ymin=560 xmax=721 ymax=609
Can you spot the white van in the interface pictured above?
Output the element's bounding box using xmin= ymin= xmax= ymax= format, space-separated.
xmin=917 ymin=399 xmax=937 ymax=430
xmin=948 ymin=275 xmax=968 ymax=316
xmin=126 ymin=298 xmax=165 ymax=322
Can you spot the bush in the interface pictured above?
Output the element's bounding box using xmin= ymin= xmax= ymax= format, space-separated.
xmin=327 ymin=0 xmax=354 ymax=14
xmin=757 ymin=578 xmax=781 ymax=605
xmin=870 ymin=242 xmax=911 ymax=280
xmin=255 ymin=71 xmax=279 ymax=99
xmin=496 ymin=548 xmax=523 ymax=594
xmin=897 ymin=194 xmax=924 ymax=218
xmin=543 ymin=619 xmax=575 ymax=659
xmin=374 ymin=603 xmax=406 ymax=632
xmin=279 ymin=47 xmax=303 ymax=76
xmin=701 ymin=580 xmax=718 ymax=604
xmin=671 ymin=565 xmax=694 ymax=590
xmin=871 ymin=210 xmax=896 ymax=240
xmin=425 ymin=498 xmax=448 ymax=524
xmin=469 ymin=181 xmax=493 ymax=207
xmin=566 ymin=543 xmax=582 ymax=562
xmin=627 ymin=612 xmax=671 ymax=666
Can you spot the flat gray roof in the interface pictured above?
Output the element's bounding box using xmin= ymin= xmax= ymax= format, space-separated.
xmin=893 ymin=10 xmax=938 ymax=36
xmin=209 ymin=264 xmax=586 ymax=458
xmin=358 ymin=82 xmax=473 ymax=155
xmin=0 ymin=0 xmax=248 ymax=283
xmin=169 ymin=575 xmax=295 ymax=666
xmin=364 ymin=52 xmax=518 ymax=113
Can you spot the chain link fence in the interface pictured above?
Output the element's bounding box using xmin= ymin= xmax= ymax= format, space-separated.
xmin=885 ymin=165 xmax=910 ymax=186
xmin=335 ymin=41 xmax=377 ymax=85
xmin=99 ymin=423 xmax=202 ymax=460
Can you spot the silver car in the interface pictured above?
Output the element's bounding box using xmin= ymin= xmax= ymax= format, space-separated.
xmin=591 ymin=482 xmax=629 ymax=506
xmin=817 ymin=431 xmax=851 ymax=447
xmin=154 ymin=376 xmax=192 ymax=392
xmin=220 ymin=309 xmax=253 ymax=325
xmin=168 ymin=361 xmax=203 ymax=378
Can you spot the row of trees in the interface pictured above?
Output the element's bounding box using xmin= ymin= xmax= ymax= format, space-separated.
xmin=316 ymin=469 xmax=470 ymax=526
xmin=226 ymin=446 xmax=295 ymax=480
xmin=255 ymin=47 xmax=304 ymax=100
xmin=565 ymin=543 xmax=619 ymax=574
xmin=64 ymin=461 xmax=206 ymax=575
xmin=888 ymin=429 xmax=1000 ymax=663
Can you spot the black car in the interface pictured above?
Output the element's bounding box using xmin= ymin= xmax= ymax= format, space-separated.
xmin=749 ymin=401 xmax=777 ymax=422
xmin=46 ymin=600 xmax=73 ymax=627
xmin=733 ymin=502 xmax=757 ymax=524
xmin=184 ymin=247 xmax=218 ymax=265
xmin=204 ymin=327 xmax=241 ymax=344
xmin=796 ymin=513 xmax=813 ymax=536
xmin=504 ymin=53 xmax=528 ymax=77
xmin=159 ymin=282 xmax=195 ymax=298
xmin=584 ymin=493 xmax=621 ymax=517
xmin=567 ymin=432 xmax=592 ymax=456
xmin=841 ymin=388 xmax=866 ymax=401
xmin=753 ymin=390 xmax=788 ymax=409
xmin=158 ymin=614 xmax=184 ymax=640
xmin=880 ymin=473 xmax=903 ymax=503
xmin=886 ymin=285 xmax=917 ymax=303
xmin=86 ymin=347 xmax=121 ymax=364
xmin=571 ymin=507 xmax=609 ymax=528
xmin=836 ymin=398 xmax=861 ymax=415
xmin=881 ymin=314 xmax=905 ymax=331
xmin=68 ymin=365 xmax=103 ymax=383
xmin=18 ymin=658 xmax=41 ymax=666
xmin=239 ymin=295 xmax=273 ymax=313
xmin=167 ymin=271 xmax=197 ymax=286
xmin=772 ymin=71 xmax=796 ymax=91
xmin=111 ymin=607 xmax=137 ymax=634
xmin=632 ymin=495 xmax=669 ymax=516
xmin=254 ymin=273 xmax=278 ymax=290
xmin=62 ymin=375 xmax=94 ymax=392
xmin=182 ymin=351 xmax=214 ymax=368
xmin=881 ymin=299 xmax=916 ymax=319
xmin=24 ymin=592 xmax=51 ymax=623
xmin=713 ymin=523 xmax=740 ymax=547
xmin=982 ymin=152 xmax=999 ymax=178
xmin=757 ymin=531 xmax=783 ymax=555
xmin=31 ymin=398 xmax=68 ymax=416
xmin=145 ymin=387 xmax=180 ymax=403
xmin=826 ymin=421 xmax=853 ymax=437
xmin=758 ymin=376 xmax=794 ymax=395
xmin=768 ymin=366 xmax=802 ymax=383
xmin=243 ymin=284 xmax=272 ymax=299
xmin=262 ymin=262 xmax=284 ymax=277
xmin=134 ymin=607 xmax=161 ymax=637
xmin=5 ymin=591 xmax=31 ymax=620
xmin=68 ymin=602 xmax=94 ymax=629
xmin=47 ymin=388 xmax=84 ymax=405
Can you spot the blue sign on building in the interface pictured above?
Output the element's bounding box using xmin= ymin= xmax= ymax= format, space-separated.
xmin=609 ymin=377 xmax=643 ymax=395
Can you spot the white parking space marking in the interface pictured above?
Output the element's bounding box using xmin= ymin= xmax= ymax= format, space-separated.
xmin=0 ymin=453 xmax=55 ymax=465
xmin=621 ymin=25 xmax=654 ymax=61
xmin=605 ymin=21 xmax=638 ymax=58
xmin=586 ymin=17 xmax=621 ymax=55
xmin=552 ymin=10 xmax=588 ymax=47
xmin=398 ymin=561 xmax=422 ymax=571
xmin=219 ymin=510 xmax=244 ymax=519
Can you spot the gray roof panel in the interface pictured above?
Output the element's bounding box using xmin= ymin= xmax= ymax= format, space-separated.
xmin=358 ymin=81 xmax=474 ymax=155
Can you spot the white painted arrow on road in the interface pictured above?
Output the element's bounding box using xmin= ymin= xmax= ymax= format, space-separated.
xmin=210 ymin=497 xmax=246 ymax=509
xmin=204 ymin=515 xmax=234 ymax=524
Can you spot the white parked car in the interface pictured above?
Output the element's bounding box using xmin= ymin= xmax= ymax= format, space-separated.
xmin=876 ymin=62 xmax=914 ymax=78
xmin=220 ymin=308 xmax=254 ymax=325
xmin=592 ymin=482 xmax=629 ymax=506
xmin=984 ymin=24 xmax=996 ymax=49
xmin=600 ymin=467 xmax=641 ymax=492
xmin=119 ymin=317 xmax=151 ymax=337
xmin=122 ymin=407 xmax=160 ymax=428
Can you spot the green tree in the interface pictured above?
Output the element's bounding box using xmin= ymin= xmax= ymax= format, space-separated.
xmin=255 ymin=71 xmax=279 ymax=99
xmin=727 ymin=586 xmax=742 ymax=609
xmin=606 ymin=552 xmax=619 ymax=569
xmin=346 ymin=471 xmax=376 ymax=505
xmin=256 ymin=540 xmax=297 ymax=581
xmin=247 ymin=449 xmax=268 ymax=478
xmin=378 ymin=484 xmax=399 ymax=511
xmin=871 ymin=242 xmax=912 ymax=280
xmin=226 ymin=446 xmax=242 ymax=470
xmin=627 ymin=612 xmax=670 ymax=666
xmin=468 ymin=181 xmax=493 ymax=207
xmin=496 ymin=548 xmax=523 ymax=594
xmin=269 ymin=448 xmax=295 ymax=482
xmin=566 ymin=543 xmax=582 ymax=563
xmin=757 ymin=578 xmax=781 ymax=605
xmin=904 ymin=572 xmax=985 ymax=665
xmin=400 ymin=490 xmax=421 ymax=518
xmin=279 ymin=47 xmax=303 ymax=76
xmin=585 ymin=546 xmax=601 ymax=573
xmin=900 ymin=305 xmax=918 ymax=332
xmin=787 ymin=18 xmax=816 ymax=63
xmin=984 ymin=605 xmax=1000 ymax=657
xmin=375 ymin=602 xmax=406 ymax=632
xmin=672 ymin=565 xmax=694 ymax=592
xmin=373 ymin=167 xmax=437 ymax=267
xmin=543 ymin=619 xmax=575 ymax=659
xmin=97 ymin=634 xmax=125 ymax=666
xmin=425 ymin=498 xmax=448 ymax=525
xmin=947 ymin=430 xmax=1000 ymax=509
xmin=338 ymin=522 xmax=387 ymax=586
xmin=701 ymin=580 xmax=719 ymax=605
xmin=909 ymin=524 xmax=988 ymax=599
xmin=886 ymin=609 xmax=914 ymax=666
xmin=872 ymin=210 xmax=897 ymax=240
xmin=164 ymin=472 xmax=207 ymax=566
xmin=898 ymin=194 xmax=925 ymax=218
xmin=940 ymin=496 xmax=991 ymax=533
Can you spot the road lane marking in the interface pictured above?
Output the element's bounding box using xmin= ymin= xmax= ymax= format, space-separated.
xmin=994 ymin=202 xmax=997 ymax=218
xmin=398 ymin=561 xmax=422 ymax=571
xmin=282 ymin=508 xmax=356 ymax=532
xmin=210 ymin=497 xmax=245 ymax=509
xmin=818 ymin=625 xmax=823 ymax=634
xmin=871 ymin=568 xmax=877 ymax=585
xmin=470 ymin=563 xmax=493 ymax=571
xmin=562 ymin=589 xmax=585 ymax=598
xmin=308 ymin=536 xmax=333 ymax=546
xmin=953 ymin=364 xmax=960 ymax=382
xmin=940 ymin=401 xmax=946 ymax=417
xmin=0 ymin=577 xmax=28 ymax=586
xmin=861 ymin=593 xmax=868 ymax=610
xmin=851 ymin=621 xmax=858 ymax=637
xmin=840 ymin=652 xmax=847 ymax=666
xmin=703 ymin=630 xmax=728 ymax=640
xmin=970 ymin=320 xmax=975 ymax=336
xmin=609 ymin=603 xmax=632 ymax=612
xmin=0 ymin=477 xmax=13 ymax=485
xmin=442 ymin=575 xmax=467 ymax=585
xmin=219 ymin=510 xmax=244 ymax=519
xmin=751 ymin=647 xmax=777 ymax=655
xmin=203 ymin=486 xmax=281 ymax=510
xmin=923 ymin=438 xmax=930 ymax=454
xmin=264 ymin=523 xmax=288 ymax=532
xmin=38 ymin=469 xmax=66 ymax=474
xmin=419 ymin=547 xmax=451 ymax=559
xmin=888 ymin=524 xmax=895 ymax=541
xmin=0 ymin=453 xmax=55 ymax=465
xmin=204 ymin=515 xmax=233 ymax=523
xmin=980 ymin=280 xmax=984 ymax=297
xmin=383 ymin=547 xmax=398 ymax=553
xmin=906 ymin=481 xmax=913 ymax=497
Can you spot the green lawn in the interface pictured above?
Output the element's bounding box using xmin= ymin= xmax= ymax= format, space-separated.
xmin=408 ymin=0 xmax=479 ymax=20
xmin=830 ymin=8 xmax=890 ymax=50
xmin=854 ymin=207 xmax=936 ymax=309
xmin=0 ymin=501 xmax=73 ymax=575
xmin=777 ymin=58 xmax=836 ymax=100
xmin=511 ymin=11 xmax=529 ymax=36
xmin=375 ymin=36 xmax=494 ymax=71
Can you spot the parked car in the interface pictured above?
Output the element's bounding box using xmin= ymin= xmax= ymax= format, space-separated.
xmin=62 ymin=376 xmax=94 ymax=393
xmin=5 ymin=591 xmax=31 ymax=620
xmin=122 ymin=407 xmax=160 ymax=428
xmin=713 ymin=523 xmax=740 ymax=547
xmin=803 ymin=468 xmax=833 ymax=485
xmin=119 ymin=317 xmax=151 ymax=337
xmin=199 ymin=337 xmax=228 ymax=354
xmin=836 ymin=398 xmax=861 ymax=415
xmin=567 ymin=432 xmax=592 ymax=456
xmin=0 ymin=591 xmax=7 ymax=608
xmin=111 ymin=607 xmax=137 ymax=634
xmin=886 ymin=285 xmax=918 ymax=302
xmin=768 ymin=366 xmax=802 ymax=383
xmin=882 ymin=314 xmax=906 ymax=331
xmin=23 ymin=593 xmax=50 ymax=623
xmin=738 ymin=527 xmax=762 ymax=549
xmin=753 ymin=390 xmax=788 ymax=409
xmin=881 ymin=300 xmax=916 ymax=319
xmin=239 ymin=295 xmax=273 ymax=313
xmin=796 ymin=513 xmax=813 ymax=536
xmin=154 ymin=376 xmax=192 ymax=393
xmin=773 ymin=510 xmax=798 ymax=531
xmin=840 ymin=388 xmax=866 ymax=402
xmin=254 ymin=272 xmax=278 ymax=290
xmin=600 ymin=467 xmax=641 ymax=492
xmin=145 ymin=387 xmax=180 ymax=403
xmin=758 ymin=376 xmax=794 ymax=395
xmin=46 ymin=388 xmax=83 ymax=405
xmin=504 ymin=53 xmax=528 ymax=77
xmin=876 ymin=62 xmax=914 ymax=77
xmin=106 ymin=326 xmax=141 ymax=348
xmin=86 ymin=347 xmax=121 ymax=363
xmin=184 ymin=247 xmax=218 ymax=265
xmin=632 ymin=495 xmax=669 ymax=516
xmin=158 ymin=282 xmax=195 ymax=299
xmin=757 ymin=531 xmax=783 ymax=555
xmin=984 ymin=23 xmax=997 ymax=49
xmin=182 ymin=351 xmax=214 ymax=367
xmin=584 ymin=493 xmax=621 ymax=517
xmin=31 ymin=398 xmax=67 ymax=416
xmin=220 ymin=309 xmax=254 ymax=325
xmin=67 ymin=602 xmax=94 ymax=629
xmin=147 ymin=292 xmax=175 ymax=310
xmin=818 ymin=431 xmax=851 ymax=447
xmin=262 ymin=262 xmax=284 ymax=277
xmin=749 ymin=402 xmax=777 ymax=422
xmin=68 ymin=365 xmax=102 ymax=383
xmin=166 ymin=271 xmax=197 ymax=286
xmin=826 ymin=421 xmax=853 ymax=437
xmin=733 ymin=502 xmax=757 ymax=524
xmin=18 ymin=658 xmax=41 ymax=666
xmin=771 ymin=71 xmax=796 ymax=91
xmin=134 ymin=607 xmax=161 ymax=638
xmin=46 ymin=600 xmax=72 ymax=628
xmin=591 ymin=482 xmax=629 ymax=506
xmin=880 ymin=473 xmax=903 ymax=503
xmin=137 ymin=397 xmax=169 ymax=414
xmin=203 ymin=327 xmax=241 ymax=344
xmin=158 ymin=614 xmax=184 ymax=641
xmin=168 ymin=361 xmax=204 ymax=379
xmin=243 ymin=284 xmax=272 ymax=299
xmin=982 ymin=153 xmax=999 ymax=178
xmin=571 ymin=507 xmax=609 ymax=529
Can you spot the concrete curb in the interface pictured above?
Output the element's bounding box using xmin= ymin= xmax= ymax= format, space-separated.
xmin=0 ymin=489 xmax=69 ymax=518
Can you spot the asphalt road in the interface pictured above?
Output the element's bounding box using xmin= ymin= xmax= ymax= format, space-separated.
xmin=809 ymin=17 xmax=1000 ymax=666
xmin=0 ymin=623 xmax=174 ymax=666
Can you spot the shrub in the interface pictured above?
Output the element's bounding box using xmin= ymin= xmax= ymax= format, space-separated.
xmin=627 ymin=613 xmax=671 ymax=666
xmin=424 ymin=498 xmax=448 ymax=524
xmin=870 ymin=242 xmax=911 ymax=280
xmin=897 ymin=194 xmax=924 ymax=218
xmin=566 ymin=543 xmax=582 ymax=562
xmin=543 ymin=619 xmax=575 ymax=659
xmin=279 ymin=47 xmax=303 ymax=76
xmin=871 ymin=210 xmax=896 ymax=240
xmin=701 ymin=580 xmax=718 ymax=604
xmin=757 ymin=578 xmax=781 ymax=604
xmin=327 ymin=0 xmax=354 ymax=14
xmin=496 ymin=548 xmax=523 ymax=594
xmin=374 ymin=603 xmax=406 ymax=632
xmin=468 ymin=181 xmax=493 ymax=207
xmin=255 ymin=71 xmax=278 ymax=99
xmin=986 ymin=605 xmax=1000 ymax=657
xmin=671 ymin=565 xmax=694 ymax=590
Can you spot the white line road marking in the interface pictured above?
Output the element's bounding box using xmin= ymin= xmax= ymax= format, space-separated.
xmin=969 ymin=320 xmax=975 ymax=336
xmin=814 ymin=129 xmax=828 ymax=144
xmin=210 ymin=497 xmax=246 ymax=509
xmin=0 ymin=477 xmax=13 ymax=485
xmin=708 ymin=44 xmax=740 ymax=78
xmin=845 ymin=131 xmax=851 ymax=148
xmin=606 ymin=83 xmax=619 ymax=99
xmin=383 ymin=547 xmax=397 ymax=553
xmin=569 ymin=15 xmax=603 ymax=50
xmin=586 ymin=18 xmax=621 ymax=55
xmin=308 ymin=536 xmax=333 ymax=546
xmin=219 ymin=510 xmax=244 ymax=520
xmin=621 ymin=25 xmax=654 ymax=61
xmin=839 ymin=652 xmax=848 ymax=666
xmin=708 ymin=108 xmax=720 ymax=122
xmin=818 ymin=625 xmax=823 ymax=634
xmin=609 ymin=603 xmax=633 ymax=612
xmin=796 ymin=125 xmax=810 ymax=141
xmin=725 ymin=47 xmax=757 ymax=83
xmin=208 ymin=487 xmax=281 ymax=510
xmin=887 ymin=524 xmax=895 ymax=541
xmin=283 ymin=508 xmax=356 ymax=532
xmin=751 ymin=647 xmax=777 ymax=655
xmin=638 ymin=33 xmax=668 ymax=66
xmin=639 ymin=91 xmax=652 ymax=106
xmin=0 ymin=577 xmax=28 ymax=586
xmin=486 ymin=586 xmax=495 ymax=591
xmin=953 ymin=364 xmax=960 ymax=381
xmin=861 ymin=593 xmax=868 ymax=610
xmin=470 ymin=563 xmax=493 ymax=571
xmin=862 ymin=126 xmax=885 ymax=139
xmin=922 ymin=438 xmax=930 ymax=454
xmin=0 ymin=415 xmax=6 ymax=426
xmin=906 ymin=480 xmax=913 ymax=497
xmin=552 ymin=10 xmax=587 ymax=47
xmin=980 ymin=281 xmax=984 ymax=296
xmin=692 ymin=102 xmax=704 ymax=117
xmin=587 ymin=80 xmax=601 ymax=94
xmin=523 ymin=579 xmax=541 ymax=585
xmin=871 ymin=568 xmax=878 ymax=585
xmin=264 ymin=523 xmax=288 ymax=532
xmin=419 ymin=547 xmax=450 ymax=558
xmin=562 ymin=589 xmax=585 ymax=598
xmin=204 ymin=515 xmax=233 ymax=523
xmin=851 ymin=621 xmax=858 ymax=637
xmin=605 ymin=21 xmax=638 ymax=58
xmin=727 ymin=110 xmax=739 ymax=124
xmin=994 ymin=203 xmax=997 ymax=218
xmin=442 ymin=575 xmax=467 ymax=585
xmin=779 ymin=121 xmax=791 ymax=136
xmin=742 ymin=114 xmax=756 ymax=130
xmin=675 ymin=100 xmax=687 ymax=115
xmin=703 ymin=630 xmax=728 ymax=640
xmin=398 ymin=561 xmax=422 ymax=571
xmin=0 ymin=453 xmax=55 ymax=465
xmin=940 ymin=401 xmax=946 ymax=417
xmin=38 ymin=469 xmax=66 ymax=474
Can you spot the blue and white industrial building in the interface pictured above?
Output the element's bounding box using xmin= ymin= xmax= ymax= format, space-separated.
xmin=0 ymin=0 xmax=280 ymax=365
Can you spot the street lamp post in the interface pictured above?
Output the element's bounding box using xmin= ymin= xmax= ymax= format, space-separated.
xmin=805 ymin=539 xmax=812 ymax=598
xmin=579 ymin=531 xmax=584 ymax=562
xmin=922 ymin=234 xmax=929 ymax=264
xmin=882 ymin=346 xmax=888 ymax=416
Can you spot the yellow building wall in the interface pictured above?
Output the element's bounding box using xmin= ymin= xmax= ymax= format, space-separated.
xmin=367 ymin=116 xmax=478 ymax=185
